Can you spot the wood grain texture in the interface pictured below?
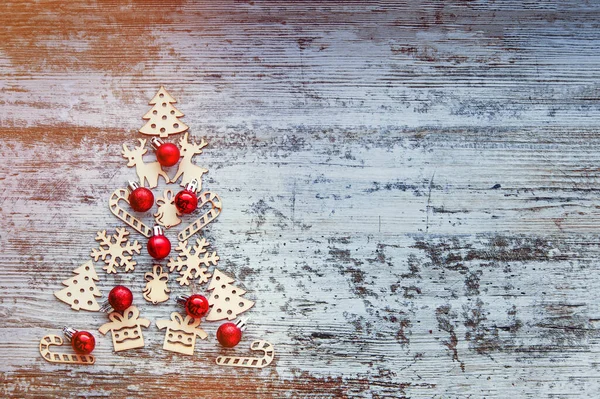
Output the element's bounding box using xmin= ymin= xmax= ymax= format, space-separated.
xmin=1 ymin=1 xmax=600 ymax=398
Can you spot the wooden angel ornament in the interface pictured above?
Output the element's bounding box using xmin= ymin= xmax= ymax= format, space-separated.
xmin=143 ymin=265 xmax=170 ymax=304
xmin=99 ymin=306 xmax=150 ymax=352
xmin=139 ymin=86 xmax=189 ymax=138
xmin=206 ymin=269 xmax=255 ymax=321
xmin=156 ymin=312 xmax=208 ymax=355
xmin=154 ymin=189 xmax=182 ymax=229
xmin=54 ymin=261 xmax=102 ymax=311
xmin=122 ymin=138 xmax=169 ymax=188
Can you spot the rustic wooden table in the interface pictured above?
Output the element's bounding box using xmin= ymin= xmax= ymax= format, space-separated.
xmin=1 ymin=1 xmax=600 ymax=398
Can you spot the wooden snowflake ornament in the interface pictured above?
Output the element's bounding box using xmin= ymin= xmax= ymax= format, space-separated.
xmin=167 ymin=238 xmax=219 ymax=286
xmin=143 ymin=265 xmax=171 ymax=304
xmin=91 ymin=228 xmax=141 ymax=274
xmin=54 ymin=261 xmax=102 ymax=311
xmin=139 ymin=86 xmax=189 ymax=138
xmin=99 ymin=306 xmax=150 ymax=352
xmin=156 ymin=312 xmax=208 ymax=355
xmin=206 ymin=269 xmax=255 ymax=321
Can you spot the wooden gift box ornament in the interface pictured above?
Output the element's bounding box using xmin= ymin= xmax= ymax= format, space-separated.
xmin=156 ymin=312 xmax=208 ymax=355
xmin=98 ymin=305 xmax=150 ymax=352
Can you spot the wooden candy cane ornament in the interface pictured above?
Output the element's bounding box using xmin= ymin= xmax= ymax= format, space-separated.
xmin=109 ymin=188 xmax=152 ymax=238
xmin=215 ymin=340 xmax=275 ymax=369
xmin=178 ymin=191 xmax=222 ymax=241
xmin=39 ymin=335 xmax=95 ymax=365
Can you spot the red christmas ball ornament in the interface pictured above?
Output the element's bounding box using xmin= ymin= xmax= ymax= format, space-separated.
xmin=63 ymin=327 xmax=95 ymax=354
xmin=151 ymin=137 xmax=180 ymax=167
xmin=174 ymin=179 xmax=199 ymax=214
xmin=217 ymin=319 xmax=247 ymax=348
xmin=147 ymin=226 xmax=171 ymax=259
xmin=177 ymin=294 xmax=210 ymax=318
xmin=107 ymin=285 xmax=133 ymax=312
xmin=127 ymin=181 xmax=154 ymax=212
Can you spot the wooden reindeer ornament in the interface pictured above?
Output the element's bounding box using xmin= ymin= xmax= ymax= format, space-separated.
xmin=156 ymin=312 xmax=208 ymax=355
xmin=216 ymin=340 xmax=275 ymax=369
xmin=39 ymin=334 xmax=95 ymax=365
xmin=143 ymin=265 xmax=170 ymax=304
xmin=171 ymin=133 xmax=208 ymax=189
xmin=154 ymin=189 xmax=182 ymax=229
xmin=122 ymin=138 xmax=169 ymax=188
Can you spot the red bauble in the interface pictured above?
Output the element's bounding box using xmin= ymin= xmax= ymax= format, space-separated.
xmin=108 ymin=285 xmax=133 ymax=312
xmin=174 ymin=189 xmax=198 ymax=214
xmin=148 ymin=235 xmax=171 ymax=259
xmin=156 ymin=142 xmax=180 ymax=167
xmin=128 ymin=186 xmax=154 ymax=212
xmin=185 ymin=294 xmax=210 ymax=318
xmin=217 ymin=322 xmax=242 ymax=348
xmin=71 ymin=330 xmax=96 ymax=354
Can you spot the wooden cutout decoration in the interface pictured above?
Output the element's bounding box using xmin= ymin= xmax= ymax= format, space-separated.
xmin=154 ymin=189 xmax=182 ymax=229
xmin=156 ymin=312 xmax=208 ymax=355
xmin=216 ymin=340 xmax=274 ymax=368
xmin=171 ymin=133 xmax=208 ymax=188
xmin=98 ymin=306 xmax=150 ymax=352
xmin=109 ymin=188 xmax=152 ymax=238
xmin=178 ymin=191 xmax=222 ymax=241
xmin=91 ymin=228 xmax=141 ymax=274
xmin=122 ymin=138 xmax=169 ymax=188
xmin=39 ymin=334 xmax=95 ymax=365
xmin=167 ymin=238 xmax=218 ymax=286
xmin=143 ymin=265 xmax=171 ymax=304
xmin=206 ymin=269 xmax=255 ymax=321
xmin=54 ymin=261 xmax=102 ymax=311
xmin=139 ymin=86 xmax=189 ymax=138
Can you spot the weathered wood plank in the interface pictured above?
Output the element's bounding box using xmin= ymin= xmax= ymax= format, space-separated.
xmin=1 ymin=1 xmax=600 ymax=398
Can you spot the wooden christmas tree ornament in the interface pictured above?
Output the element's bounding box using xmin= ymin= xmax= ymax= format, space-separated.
xmin=178 ymin=191 xmax=222 ymax=241
xmin=91 ymin=228 xmax=142 ymax=274
xmin=206 ymin=269 xmax=255 ymax=321
xmin=154 ymin=189 xmax=182 ymax=229
xmin=109 ymin=188 xmax=153 ymax=238
xmin=216 ymin=340 xmax=275 ymax=369
xmin=122 ymin=138 xmax=170 ymax=189
xmin=54 ymin=261 xmax=102 ymax=311
xmin=156 ymin=312 xmax=208 ymax=355
xmin=39 ymin=334 xmax=96 ymax=365
xmin=171 ymin=133 xmax=208 ymax=188
xmin=98 ymin=306 xmax=150 ymax=352
xmin=143 ymin=265 xmax=171 ymax=304
xmin=139 ymin=86 xmax=189 ymax=138
xmin=167 ymin=238 xmax=219 ymax=286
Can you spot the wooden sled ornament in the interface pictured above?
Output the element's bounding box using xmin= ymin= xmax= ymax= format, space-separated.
xmin=178 ymin=191 xmax=222 ymax=241
xmin=39 ymin=334 xmax=95 ymax=365
xmin=109 ymin=188 xmax=152 ymax=238
xmin=216 ymin=340 xmax=274 ymax=368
